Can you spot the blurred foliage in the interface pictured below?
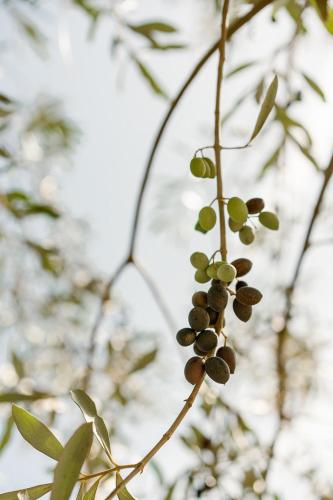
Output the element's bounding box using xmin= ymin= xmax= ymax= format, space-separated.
xmin=0 ymin=0 xmax=333 ymax=499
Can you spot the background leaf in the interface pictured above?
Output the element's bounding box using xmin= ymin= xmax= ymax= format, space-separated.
xmin=83 ymin=478 xmax=101 ymax=500
xmin=302 ymin=72 xmax=325 ymax=101
xmin=249 ymin=75 xmax=278 ymax=142
xmin=130 ymin=349 xmax=157 ymax=374
xmin=12 ymin=405 xmax=63 ymax=461
xmin=51 ymin=423 xmax=93 ymax=500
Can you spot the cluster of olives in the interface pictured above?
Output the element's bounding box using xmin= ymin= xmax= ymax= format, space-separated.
xmin=177 ymin=257 xmax=263 ymax=385
xmin=190 ymin=156 xmax=216 ymax=179
xmin=176 ymin=281 xmax=236 ymax=385
xmin=193 ymin=194 xmax=279 ymax=242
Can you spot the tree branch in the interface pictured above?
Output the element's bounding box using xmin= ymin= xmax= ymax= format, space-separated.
xmin=263 ymin=150 xmax=333 ymax=484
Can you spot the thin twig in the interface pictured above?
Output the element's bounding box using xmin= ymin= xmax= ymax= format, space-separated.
xmin=104 ymin=374 xmax=205 ymax=499
xmin=263 ymin=150 xmax=333 ymax=484
xmin=133 ymin=259 xmax=177 ymax=333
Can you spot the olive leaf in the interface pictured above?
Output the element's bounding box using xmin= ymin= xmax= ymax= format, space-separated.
xmin=116 ymin=473 xmax=137 ymax=500
xmin=129 ymin=22 xmax=177 ymax=35
xmin=0 ymin=392 xmax=52 ymax=403
xmin=71 ymin=389 xmax=98 ymax=421
xmin=94 ymin=415 xmax=111 ymax=457
xmin=0 ymin=416 xmax=14 ymax=455
xmin=51 ymin=423 xmax=93 ymax=500
xmin=248 ymin=75 xmax=278 ymax=143
xmin=0 ymin=483 xmax=52 ymax=500
xmin=130 ymin=349 xmax=157 ymax=374
xmin=12 ymin=405 xmax=63 ymax=461
xmin=83 ymin=478 xmax=101 ymax=500
xmin=302 ymin=73 xmax=325 ymax=101
xmin=133 ymin=57 xmax=167 ymax=98
xmin=71 ymin=390 xmax=112 ymax=460
xmin=225 ymin=61 xmax=256 ymax=78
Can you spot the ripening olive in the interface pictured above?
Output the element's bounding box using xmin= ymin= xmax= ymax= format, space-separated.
xmin=196 ymin=330 xmax=218 ymax=353
xmin=205 ymin=356 xmax=230 ymax=384
xmin=184 ymin=356 xmax=205 ymax=384
xmin=192 ymin=291 xmax=208 ymax=308
xmin=217 ymin=263 xmax=237 ymax=282
xmin=176 ymin=328 xmax=196 ymax=347
xmin=246 ymin=197 xmax=265 ymax=214
xmin=207 ymin=285 xmax=228 ymax=312
xmin=188 ymin=307 xmax=210 ymax=331
xmin=232 ymin=299 xmax=252 ymax=322
xmin=216 ymin=346 xmax=236 ymax=374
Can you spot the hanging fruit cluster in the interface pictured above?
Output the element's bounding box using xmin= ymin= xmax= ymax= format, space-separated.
xmin=176 ymin=154 xmax=279 ymax=386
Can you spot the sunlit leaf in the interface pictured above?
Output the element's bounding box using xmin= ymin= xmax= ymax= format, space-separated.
xmin=302 ymin=73 xmax=325 ymax=101
xmin=116 ymin=473 xmax=137 ymax=500
xmin=51 ymin=423 xmax=93 ymax=500
xmin=83 ymin=478 xmax=100 ymax=499
xmin=94 ymin=416 xmax=111 ymax=457
xmin=17 ymin=492 xmax=30 ymax=500
xmin=0 ymin=483 xmax=52 ymax=500
xmin=249 ymin=75 xmax=278 ymax=142
xmin=130 ymin=349 xmax=157 ymax=374
xmin=312 ymin=0 xmax=328 ymax=19
xmin=11 ymin=352 xmax=25 ymax=379
xmin=71 ymin=390 xmax=98 ymax=421
xmin=12 ymin=405 xmax=63 ymax=461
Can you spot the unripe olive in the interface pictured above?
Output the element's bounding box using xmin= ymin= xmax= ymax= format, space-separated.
xmin=199 ymin=206 xmax=216 ymax=231
xmin=239 ymin=225 xmax=255 ymax=245
xmin=216 ymin=346 xmax=236 ymax=374
xmin=231 ymin=258 xmax=252 ymax=277
xmin=233 ymin=299 xmax=252 ymax=322
xmin=192 ymin=291 xmax=208 ymax=308
xmin=207 ymin=286 xmax=228 ymax=312
xmin=246 ymin=197 xmax=265 ymax=214
xmin=236 ymin=286 xmax=262 ymax=306
xmin=211 ymin=279 xmax=224 ymax=288
xmin=206 ymin=262 xmax=221 ymax=279
xmin=205 ymin=356 xmax=230 ymax=384
xmin=235 ymin=280 xmax=248 ymax=291
xmin=217 ymin=263 xmax=236 ymax=282
xmin=176 ymin=328 xmax=196 ymax=347
xmin=259 ymin=211 xmax=279 ymax=230
xmin=184 ymin=356 xmax=205 ymax=384
xmin=228 ymin=217 xmax=243 ymax=233
xmin=190 ymin=252 xmax=209 ymax=270
xmin=202 ymin=157 xmax=216 ymax=178
xmin=196 ymin=330 xmax=218 ymax=352
xmin=227 ymin=197 xmax=248 ymax=224
xmin=188 ymin=307 xmax=210 ymax=331
xmin=190 ymin=158 xmax=206 ymax=178
xmin=195 ymin=270 xmax=210 ymax=283
xmin=206 ymin=307 xmax=218 ymax=326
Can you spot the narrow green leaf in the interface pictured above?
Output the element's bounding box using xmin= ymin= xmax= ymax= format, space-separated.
xmin=51 ymin=423 xmax=93 ymax=500
xmin=83 ymin=478 xmax=101 ymax=500
xmin=302 ymin=73 xmax=325 ymax=101
xmin=134 ymin=58 xmax=167 ymax=98
xmin=94 ymin=415 xmax=111 ymax=457
xmin=249 ymin=75 xmax=278 ymax=142
xmin=129 ymin=22 xmax=177 ymax=36
xmin=225 ymin=61 xmax=256 ymax=78
xmin=130 ymin=349 xmax=157 ymax=374
xmin=313 ymin=0 xmax=328 ymax=19
xmin=0 ymin=416 xmax=14 ymax=455
xmin=76 ymin=483 xmax=85 ymax=500
xmin=71 ymin=390 xmax=98 ymax=421
xmin=12 ymin=352 xmax=25 ymax=379
xmin=12 ymin=405 xmax=63 ymax=461
xmin=116 ymin=473 xmax=137 ymax=500
xmin=0 ymin=483 xmax=52 ymax=500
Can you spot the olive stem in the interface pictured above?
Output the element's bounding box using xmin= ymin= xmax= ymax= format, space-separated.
xmin=104 ymin=375 xmax=205 ymax=499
